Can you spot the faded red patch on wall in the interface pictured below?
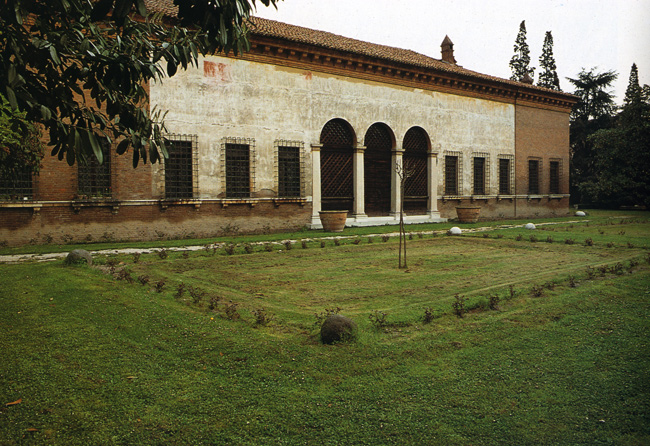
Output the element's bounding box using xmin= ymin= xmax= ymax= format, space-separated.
xmin=204 ymin=61 xmax=231 ymax=82
xmin=303 ymin=71 xmax=312 ymax=80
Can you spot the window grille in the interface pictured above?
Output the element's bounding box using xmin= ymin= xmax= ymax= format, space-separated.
xmin=444 ymin=151 xmax=462 ymax=196
xmin=472 ymin=153 xmax=489 ymax=195
xmin=403 ymin=127 xmax=429 ymax=198
xmin=78 ymin=138 xmax=111 ymax=197
xmin=498 ymin=155 xmax=514 ymax=195
xmin=275 ymin=140 xmax=304 ymax=198
xmin=164 ymin=134 xmax=198 ymax=199
xmin=222 ymin=137 xmax=255 ymax=198
xmin=549 ymin=159 xmax=561 ymax=194
xmin=0 ymin=167 xmax=33 ymax=200
xmin=320 ymin=120 xmax=354 ymax=204
xmin=528 ymin=158 xmax=542 ymax=194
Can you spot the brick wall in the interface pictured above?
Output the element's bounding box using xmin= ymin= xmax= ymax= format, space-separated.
xmin=0 ymin=202 xmax=312 ymax=246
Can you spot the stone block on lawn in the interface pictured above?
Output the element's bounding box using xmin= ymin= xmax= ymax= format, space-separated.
xmin=320 ymin=314 xmax=357 ymax=344
xmin=575 ymin=211 xmax=587 ymax=217
xmin=65 ymin=249 xmax=93 ymax=266
xmin=447 ymin=227 xmax=462 ymax=235
xmin=525 ymin=223 xmax=536 ymax=230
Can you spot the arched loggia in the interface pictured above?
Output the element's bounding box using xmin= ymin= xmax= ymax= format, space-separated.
xmin=320 ymin=119 xmax=355 ymax=212
xmin=363 ymin=123 xmax=394 ymax=216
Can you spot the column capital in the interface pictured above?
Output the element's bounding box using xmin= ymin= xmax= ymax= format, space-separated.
xmin=310 ymin=144 xmax=323 ymax=152
xmin=354 ymin=144 xmax=366 ymax=153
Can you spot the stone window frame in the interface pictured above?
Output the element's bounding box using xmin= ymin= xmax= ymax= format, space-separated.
xmin=443 ymin=151 xmax=463 ymax=197
xmin=549 ymin=158 xmax=562 ymax=194
xmin=221 ymin=137 xmax=256 ymax=199
xmin=528 ymin=157 xmax=543 ymax=195
xmin=162 ymin=134 xmax=199 ymax=200
xmin=274 ymin=140 xmax=305 ymax=198
xmin=497 ymin=154 xmax=514 ymax=195
xmin=471 ymin=152 xmax=490 ymax=196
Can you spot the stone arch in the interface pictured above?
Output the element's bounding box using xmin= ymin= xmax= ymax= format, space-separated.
xmin=363 ymin=122 xmax=395 ymax=216
xmin=320 ymin=118 xmax=356 ymax=212
xmin=402 ymin=126 xmax=430 ymax=213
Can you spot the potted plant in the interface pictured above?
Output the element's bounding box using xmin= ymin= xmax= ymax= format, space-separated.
xmin=318 ymin=210 xmax=348 ymax=232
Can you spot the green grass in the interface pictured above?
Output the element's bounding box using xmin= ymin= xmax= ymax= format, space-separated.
xmin=1 ymin=211 xmax=649 ymax=445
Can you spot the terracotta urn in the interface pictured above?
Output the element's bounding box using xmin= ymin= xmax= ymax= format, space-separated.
xmin=455 ymin=206 xmax=481 ymax=223
xmin=318 ymin=210 xmax=348 ymax=232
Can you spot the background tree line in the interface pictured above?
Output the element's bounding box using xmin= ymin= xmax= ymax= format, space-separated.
xmin=509 ymin=21 xmax=649 ymax=209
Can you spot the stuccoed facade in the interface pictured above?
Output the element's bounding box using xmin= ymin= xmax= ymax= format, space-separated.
xmin=0 ymin=15 xmax=576 ymax=246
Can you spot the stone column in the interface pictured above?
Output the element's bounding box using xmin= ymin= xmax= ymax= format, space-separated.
xmin=352 ymin=144 xmax=367 ymax=219
xmin=390 ymin=146 xmax=404 ymax=218
xmin=427 ymin=152 xmax=441 ymax=218
xmin=310 ymin=144 xmax=322 ymax=227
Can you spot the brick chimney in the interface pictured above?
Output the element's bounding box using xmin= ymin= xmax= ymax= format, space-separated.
xmin=441 ymin=35 xmax=456 ymax=64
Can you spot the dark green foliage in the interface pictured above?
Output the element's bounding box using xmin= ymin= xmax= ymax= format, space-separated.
xmin=320 ymin=314 xmax=357 ymax=344
xmin=568 ymin=275 xmax=577 ymax=288
xmin=333 ymin=239 xmax=341 ymax=246
xmin=509 ymin=20 xmax=535 ymax=82
xmin=546 ymin=236 xmax=554 ymax=243
xmin=208 ymin=296 xmax=221 ymax=311
xmin=243 ymin=243 xmax=254 ymax=254
xmin=115 ymin=267 xmax=134 ymax=283
xmin=137 ymin=274 xmax=149 ymax=285
xmin=224 ymin=244 xmax=236 ymax=255
xmin=489 ymin=294 xmax=500 ymax=310
xmin=529 ymin=235 xmax=538 ymax=243
xmin=0 ymin=95 xmax=44 ymax=184
xmin=265 ymin=243 xmax=274 ymax=252
xmin=565 ymin=238 xmax=575 ymax=245
xmin=157 ymin=248 xmax=168 ymax=259
xmin=132 ymin=252 xmax=141 ymax=263
xmin=381 ymin=235 xmax=389 ymax=242
xmin=567 ymin=68 xmax=618 ymax=204
xmin=320 ymin=240 xmax=326 ymax=248
xmin=188 ymin=286 xmax=206 ymax=304
xmin=538 ymin=31 xmax=560 ymax=90
xmin=352 ymin=237 xmax=361 ymax=245
xmin=584 ymin=237 xmax=594 ymax=246
xmin=283 ymin=240 xmax=293 ymax=250
xmin=301 ymin=240 xmax=308 ymax=249
xmin=0 ymin=0 xmax=278 ymax=167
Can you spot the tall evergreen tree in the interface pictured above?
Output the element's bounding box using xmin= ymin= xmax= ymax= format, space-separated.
xmin=583 ymin=64 xmax=650 ymax=208
xmin=566 ymin=68 xmax=617 ymax=204
xmin=509 ymin=20 xmax=535 ymax=82
xmin=538 ymin=31 xmax=560 ymax=90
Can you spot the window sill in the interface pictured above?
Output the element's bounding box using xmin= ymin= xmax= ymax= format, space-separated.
xmin=72 ymin=199 xmax=120 ymax=214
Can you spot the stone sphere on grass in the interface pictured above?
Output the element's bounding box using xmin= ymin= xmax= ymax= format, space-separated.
xmin=447 ymin=227 xmax=462 ymax=235
xmin=575 ymin=211 xmax=587 ymax=217
xmin=525 ymin=223 xmax=536 ymax=230
xmin=64 ymin=249 xmax=93 ymax=266
xmin=320 ymin=314 xmax=357 ymax=344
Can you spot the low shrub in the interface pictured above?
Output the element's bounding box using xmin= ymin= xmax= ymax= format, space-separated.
xmin=452 ymin=294 xmax=466 ymax=318
xmin=252 ymin=308 xmax=274 ymax=326
xmin=369 ymin=310 xmax=389 ymax=329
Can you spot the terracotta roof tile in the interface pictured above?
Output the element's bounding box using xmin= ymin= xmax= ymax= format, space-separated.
xmin=145 ymin=0 xmax=575 ymax=98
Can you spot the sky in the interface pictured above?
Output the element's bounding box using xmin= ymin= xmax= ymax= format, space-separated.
xmin=254 ymin=0 xmax=650 ymax=104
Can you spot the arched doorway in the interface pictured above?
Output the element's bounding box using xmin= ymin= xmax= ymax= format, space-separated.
xmin=403 ymin=127 xmax=430 ymax=214
xmin=364 ymin=123 xmax=394 ymax=216
xmin=320 ymin=119 xmax=355 ymax=212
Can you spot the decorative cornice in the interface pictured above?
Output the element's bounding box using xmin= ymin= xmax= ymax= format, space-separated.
xmin=235 ymin=35 xmax=577 ymax=111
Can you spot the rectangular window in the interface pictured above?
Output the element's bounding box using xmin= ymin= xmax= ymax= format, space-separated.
xmin=0 ymin=167 xmax=33 ymax=200
xmin=78 ymin=138 xmax=111 ymax=198
xmin=472 ymin=157 xmax=486 ymax=195
xmin=164 ymin=135 xmax=197 ymax=199
xmin=549 ymin=160 xmax=560 ymax=194
xmin=498 ymin=158 xmax=511 ymax=195
xmin=277 ymin=141 xmax=303 ymax=197
xmin=226 ymin=142 xmax=251 ymax=198
xmin=528 ymin=159 xmax=541 ymax=195
xmin=444 ymin=155 xmax=459 ymax=196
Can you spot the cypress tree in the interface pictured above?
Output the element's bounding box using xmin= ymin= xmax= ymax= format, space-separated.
xmin=538 ymin=31 xmax=560 ymax=90
xmin=509 ymin=20 xmax=535 ymax=82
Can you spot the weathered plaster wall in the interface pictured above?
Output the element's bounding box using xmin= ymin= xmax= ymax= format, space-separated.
xmin=149 ymin=55 xmax=515 ymax=198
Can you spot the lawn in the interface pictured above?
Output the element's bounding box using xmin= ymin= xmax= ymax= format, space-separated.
xmin=1 ymin=211 xmax=649 ymax=445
